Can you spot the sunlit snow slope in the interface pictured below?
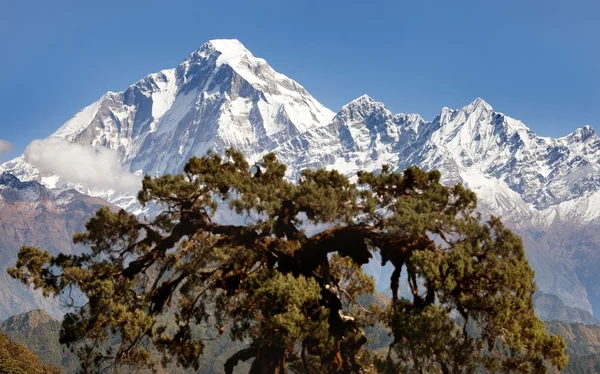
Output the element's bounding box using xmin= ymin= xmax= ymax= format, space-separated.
xmin=4 ymin=39 xmax=600 ymax=318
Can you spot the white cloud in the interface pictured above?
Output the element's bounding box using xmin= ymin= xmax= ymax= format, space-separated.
xmin=0 ymin=139 xmax=13 ymax=154
xmin=24 ymin=138 xmax=140 ymax=192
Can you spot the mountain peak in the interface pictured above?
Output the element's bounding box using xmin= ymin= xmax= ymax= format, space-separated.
xmin=206 ymin=38 xmax=248 ymax=52
xmin=432 ymin=97 xmax=496 ymax=130
xmin=581 ymin=124 xmax=596 ymax=134
xmin=0 ymin=309 xmax=56 ymax=333
xmin=338 ymin=95 xmax=388 ymax=120
xmin=191 ymin=39 xmax=265 ymax=70
xmin=205 ymin=39 xmax=259 ymax=66
xmin=354 ymin=94 xmax=375 ymax=102
xmin=5 ymin=38 xmax=334 ymax=187
xmin=567 ymin=125 xmax=597 ymax=143
xmin=464 ymin=97 xmax=493 ymax=113
xmin=342 ymin=94 xmax=379 ymax=108
xmin=198 ymin=38 xmax=249 ymax=54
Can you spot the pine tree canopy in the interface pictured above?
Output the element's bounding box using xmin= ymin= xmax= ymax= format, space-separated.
xmin=8 ymin=149 xmax=567 ymax=373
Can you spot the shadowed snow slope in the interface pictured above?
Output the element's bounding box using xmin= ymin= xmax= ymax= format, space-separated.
xmin=2 ymin=39 xmax=334 ymax=210
xmin=3 ymin=39 xmax=600 ymax=319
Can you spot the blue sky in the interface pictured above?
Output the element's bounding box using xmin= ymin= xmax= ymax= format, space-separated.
xmin=0 ymin=0 xmax=598 ymax=160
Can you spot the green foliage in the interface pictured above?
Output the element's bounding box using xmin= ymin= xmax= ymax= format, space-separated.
xmin=0 ymin=333 xmax=60 ymax=374
xmin=1 ymin=308 xmax=250 ymax=374
xmin=0 ymin=310 xmax=78 ymax=373
xmin=8 ymin=149 xmax=566 ymax=373
xmin=384 ymin=301 xmax=477 ymax=373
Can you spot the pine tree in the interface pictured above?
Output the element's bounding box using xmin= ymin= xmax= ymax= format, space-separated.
xmin=8 ymin=149 xmax=567 ymax=373
xmin=0 ymin=334 xmax=61 ymax=374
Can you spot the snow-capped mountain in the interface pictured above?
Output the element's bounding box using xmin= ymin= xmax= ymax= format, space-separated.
xmin=277 ymin=95 xmax=600 ymax=220
xmin=3 ymin=39 xmax=600 ymax=318
xmin=275 ymin=95 xmax=600 ymax=313
xmin=3 ymin=39 xmax=333 ymax=196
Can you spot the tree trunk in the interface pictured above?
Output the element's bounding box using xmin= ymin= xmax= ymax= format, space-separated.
xmin=249 ymin=346 xmax=287 ymax=374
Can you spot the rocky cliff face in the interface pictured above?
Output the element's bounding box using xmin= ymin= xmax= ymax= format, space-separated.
xmin=0 ymin=309 xmax=56 ymax=333
xmin=3 ymin=39 xmax=600 ymax=318
xmin=534 ymin=292 xmax=599 ymax=325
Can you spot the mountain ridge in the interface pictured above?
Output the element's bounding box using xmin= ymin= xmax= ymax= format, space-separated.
xmin=0 ymin=172 xmax=114 ymax=320
xmin=2 ymin=38 xmax=600 ymax=317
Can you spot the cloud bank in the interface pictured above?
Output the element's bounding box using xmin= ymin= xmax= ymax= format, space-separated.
xmin=0 ymin=140 xmax=13 ymax=154
xmin=24 ymin=138 xmax=140 ymax=192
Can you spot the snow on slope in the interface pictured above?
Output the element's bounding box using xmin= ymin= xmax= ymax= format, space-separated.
xmin=4 ymin=69 xmax=599 ymax=227
xmin=1 ymin=39 xmax=334 ymax=211
xmin=52 ymin=99 xmax=103 ymax=140
xmin=4 ymin=39 xmax=600 ymax=315
xmin=269 ymin=95 xmax=600 ymax=314
xmin=271 ymin=95 xmax=600 ymax=229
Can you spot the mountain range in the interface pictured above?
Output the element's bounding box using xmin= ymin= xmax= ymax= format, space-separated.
xmin=0 ymin=174 xmax=110 ymax=320
xmin=2 ymin=39 xmax=600 ymax=318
